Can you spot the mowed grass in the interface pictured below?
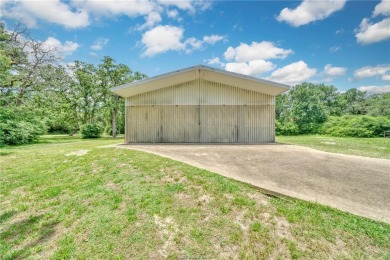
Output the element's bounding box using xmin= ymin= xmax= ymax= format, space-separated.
xmin=276 ymin=135 xmax=390 ymax=159
xmin=1 ymin=136 xmax=389 ymax=259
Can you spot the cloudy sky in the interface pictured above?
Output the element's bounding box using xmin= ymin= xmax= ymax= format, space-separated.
xmin=1 ymin=0 xmax=389 ymax=93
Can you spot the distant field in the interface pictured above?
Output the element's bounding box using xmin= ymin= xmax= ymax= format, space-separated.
xmin=0 ymin=136 xmax=389 ymax=259
xmin=276 ymin=135 xmax=390 ymax=159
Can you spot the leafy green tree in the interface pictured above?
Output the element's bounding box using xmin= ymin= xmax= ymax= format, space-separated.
xmin=365 ymin=93 xmax=390 ymax=116
xmin=337 ymin=88 xmax=367 ymax=115
xmin=97 ymin=56 xmax=146 ymax=138
xmin=278 ymin=83 xmax=329 ymax=134
xmin=0 ymin=22 xmax=59 ymax=107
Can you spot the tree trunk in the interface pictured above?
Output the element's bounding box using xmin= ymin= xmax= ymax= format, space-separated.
xmin=112 ymin=107 xmax=117 ymax=138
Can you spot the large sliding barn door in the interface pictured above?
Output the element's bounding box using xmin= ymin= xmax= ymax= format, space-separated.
xmin=126 ymin=105 xmax=199 ymax=143
xmin=126 ymin=104 xmax=273 ymax=143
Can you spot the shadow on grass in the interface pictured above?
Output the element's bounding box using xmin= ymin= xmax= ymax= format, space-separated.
xmin=0 ymin=151 xmax=13 ymax=156
xmin=1 ymin=213 xmax=58 ymax=259
xmin=0 ymin=210 xmax=17 ymax=224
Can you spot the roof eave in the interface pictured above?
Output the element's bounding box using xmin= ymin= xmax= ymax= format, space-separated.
xmin=111 ymin=65 xmax=290 ymax=98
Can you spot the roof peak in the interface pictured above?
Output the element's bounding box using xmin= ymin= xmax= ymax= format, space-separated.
xmin=111 ymin=65 xmax=289 ymax=98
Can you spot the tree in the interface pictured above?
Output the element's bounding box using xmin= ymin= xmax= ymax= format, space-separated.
xmin=365 ymin=93 xmax=390 ymax=116
xmin=276 ymin=83 xmax=331 ymax=134
xmin=337 ymin=88 xmax=367 ymax=115
xmin=97 ymin=57 xmax=146 ymax=138
xmin=0 ymin=22 xmax=59 ymax=107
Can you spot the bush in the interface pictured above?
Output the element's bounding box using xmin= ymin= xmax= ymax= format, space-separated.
xmin=0 ymin=108 xmax=46 ymax=146
xmin=321 ymin=115 xmax=390 ymax=138
xmin=80 ymin=124 xmax=102 ymax=138
xmin=276 ymin=121 xmax=300 ymax=136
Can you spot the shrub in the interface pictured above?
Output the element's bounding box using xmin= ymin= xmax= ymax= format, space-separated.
xmin=276 ymin=121 xmax=300 ymax=136
xmin=80 ymin=124 xmax=102 ymax=138
xmin=321 ymin=115 xmax=390 ymax=138
xmin=0 ymin=108 xmax=46 ymax=146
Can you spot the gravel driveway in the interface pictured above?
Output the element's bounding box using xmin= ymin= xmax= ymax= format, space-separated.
xmin=117 ymin=143 xmax=390 ymax=223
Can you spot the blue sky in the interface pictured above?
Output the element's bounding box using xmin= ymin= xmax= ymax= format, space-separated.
xmin=1 ymin=0 xmax=389 ymax=93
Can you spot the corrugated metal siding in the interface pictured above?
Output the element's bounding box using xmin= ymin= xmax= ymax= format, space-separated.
xmin=126 ymin=79 xmax=275 ymax=143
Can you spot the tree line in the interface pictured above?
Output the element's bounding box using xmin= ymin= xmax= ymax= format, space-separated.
xmin=1 ymin=22 xmax=389 ymax=146
xmin=276 ymin=83 xmax=390 ymax=137
xmin=0 ymin=22 xmax=146 ymax=145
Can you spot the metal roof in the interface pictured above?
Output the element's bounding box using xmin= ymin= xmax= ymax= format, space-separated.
xmin=111 ymin=65 xmax=290 ymax=98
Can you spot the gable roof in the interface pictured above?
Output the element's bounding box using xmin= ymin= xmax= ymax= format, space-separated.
xmin=111 ymin=65 xmax=290 ymax=98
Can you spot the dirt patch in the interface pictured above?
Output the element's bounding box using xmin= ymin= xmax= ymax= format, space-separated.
xmin=197 ymin=194 xmax=212 ymax=204
xmin=273 ymin=216 xmax=293 ymax=240
xmin=161 ymin=172 xmax=187 ymax=184
xmin=65 ymin=150 xmax=91 ymax=156
xmin=105 ymin=181 xmax=121 ymax=191
xmin=247 ymin=192 xmax=269 ymax=206
xmin=153 ymin=215 xmax=179 ymax=258
xmin=233 ymin=209 xmax=250 ymax=232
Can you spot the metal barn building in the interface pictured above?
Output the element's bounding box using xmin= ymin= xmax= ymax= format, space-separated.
xmin=111 ymin=65 xmax=289 ymax=143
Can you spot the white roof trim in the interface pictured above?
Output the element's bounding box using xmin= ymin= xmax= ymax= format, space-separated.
xmin=111 ymin=65 xmax=290 ymax=97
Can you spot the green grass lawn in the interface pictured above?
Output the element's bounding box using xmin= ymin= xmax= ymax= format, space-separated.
xmin=276 ymin=135 xmax=390 ymax=159
xmin=1 ymin=136 xmax=389 ymax=259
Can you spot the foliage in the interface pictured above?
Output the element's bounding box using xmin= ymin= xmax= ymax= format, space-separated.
xmin=277 ymin=83 xmax=390 ymax=137
xmin=321 ymin=115 xmax=390 ymax=138
xmin=0 ymin=107 xmax=46 ymax=146
xmin=275 ymin=121 xmax=299 ymax=136
xmin=0 ymin=22 xmax=146 ymax=144
xmin=365 ymin=93 xmax=390 ymax=116
xmin=80 ymin=123 xmax=102 ymax=138
xmin=277 ymin=83 xmax=335 ymax=134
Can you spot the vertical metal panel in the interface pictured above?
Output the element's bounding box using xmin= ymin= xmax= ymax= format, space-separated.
xmin=125 ymin=79 xmax=275 ymax=143
xmin=127 ymin=80 xmax=199 ymax=105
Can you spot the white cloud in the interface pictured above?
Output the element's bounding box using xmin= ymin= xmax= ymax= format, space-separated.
xmin=355 ymin=17 xmax=390 ymax=45
xmin=145 ymin=11 xmax=162 ymax=28
xmin=323 ymin=64 xmax=346 ymax=76
xmin=1 ymin=0 xmax=89 ymax=28
xmin=42 ymin=37 xmax=79 ymax=58
xmin=205 ymin=57 xmax=225 ymax=67
xmin=136 ymin=11 xmax=163 ymax=30
xmin=329 ymin=45 xmax=341 ymax=53
xmin=225 ymin=60 xmax=275 ymax=76
xmin=141 ymin=25 xmax=185 ymax=57
xmin=158 ymin=0 xmax=211 ymax=12
xmin=73 ymin=0 xmax=158 ymax=18
xmin=203 ymin=35 xmax=225 ymax=45
xmin=373 ymin=0 xmax=390 ymax=17
xmin=157 ymin=0 xmax=194 ymax=12
xmin=358 ymin=85 xmax=390 ymax=94
xmin=157 ymin=0 xmax=211 ymax=13
xmin=2 ymin=0 xmax=213 ymax=30
xmin=167 ymin=9 xmax=179 ymax=19
xmin=354 ymin=65 xmax=390 ymax=81
xmin=184 ymin=37 xmax=202 ymax=52
xmin=91 ymin=37 xmax=109 ymax=51
xmin=141 ymin=25 xmax=224 ymax=57
xmin=277 ymin=0 xmax=347 ymax=27
xmin=224 ymin=41 xmax=292 ymax=62
xmin=267 ymin=61 xmax=317 ymax=85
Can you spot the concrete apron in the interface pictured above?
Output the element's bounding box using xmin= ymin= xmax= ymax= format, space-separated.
xmin=116 ymin=143 xmax=390 ymax=224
